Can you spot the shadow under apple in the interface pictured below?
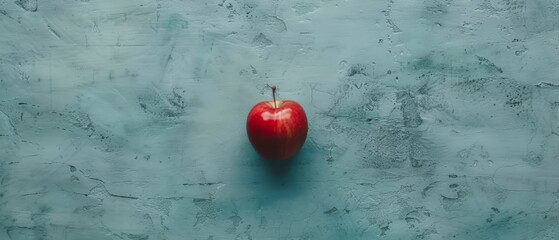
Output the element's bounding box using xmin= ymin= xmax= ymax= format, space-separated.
xmin=243 ymin=139 xmax=317 ymax=188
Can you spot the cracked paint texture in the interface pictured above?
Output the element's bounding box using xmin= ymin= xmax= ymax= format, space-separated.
xmin=1 ymin=0 xmax=559 ymax=239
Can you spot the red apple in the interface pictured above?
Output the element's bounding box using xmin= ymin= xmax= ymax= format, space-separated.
xmin=246 ymin=86 xmax=308 ymax=160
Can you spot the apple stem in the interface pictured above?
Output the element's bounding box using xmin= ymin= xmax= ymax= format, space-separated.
xmin=271 ymin=85 xmax=277 ymax=108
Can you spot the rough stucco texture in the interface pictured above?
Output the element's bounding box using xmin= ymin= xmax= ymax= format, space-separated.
xmin=1 ymin=0 xmax=559 ymax=239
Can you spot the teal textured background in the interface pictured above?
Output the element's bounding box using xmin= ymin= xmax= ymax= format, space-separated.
xmin=1 ymin=0 xmax=559 ymax=239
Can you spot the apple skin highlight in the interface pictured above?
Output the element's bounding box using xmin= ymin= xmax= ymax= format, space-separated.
xmin=247 ymin=100 xmax=308 ymax=160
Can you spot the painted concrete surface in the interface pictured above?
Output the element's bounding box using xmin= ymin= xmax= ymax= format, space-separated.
xmin=1 ymin=0 xmax=559 ymax=239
